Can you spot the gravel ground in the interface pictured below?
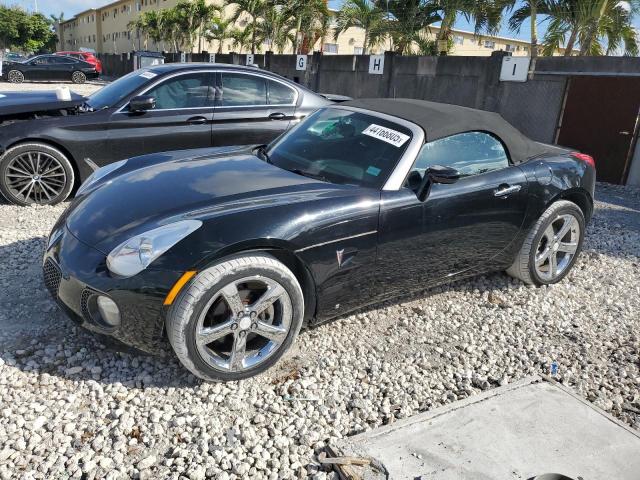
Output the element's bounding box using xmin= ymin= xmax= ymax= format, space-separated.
xmin=0 ymin=177 xmax=639 ymax=479
xmin=0 ymin=80 xmax=103 ymax=97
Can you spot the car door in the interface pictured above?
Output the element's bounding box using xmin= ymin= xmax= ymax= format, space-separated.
xmin=49 ymin=56 xmax=76 ymax=81
xmin=212 ymin=71 xmax=297 ymax=146
xmin=376 ymin=131 xmax=529 ymax=296
xmin=23 ymin=57 xmax=48 ymax=81
xmin=106 ymin=71 xmax=215 ymax=160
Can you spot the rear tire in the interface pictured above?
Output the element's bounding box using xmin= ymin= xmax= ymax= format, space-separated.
xmin=167 ymin=254 xmax=305 ymax=382
xmin=0 ymin=143 xmax=75 ymax=206
xmin=507 ymin=200 xmax=585 ymax=286
xmin=71 ymin=71 xmax=86 ymax=84
xmin=7 ymin=70 xmax=24 ymax=83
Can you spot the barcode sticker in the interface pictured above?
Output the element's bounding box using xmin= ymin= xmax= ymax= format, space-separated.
xmin=139 ymin=71 xmax=157 ymax=79
xmin=362 ymin=124 xmax=410 ymax=147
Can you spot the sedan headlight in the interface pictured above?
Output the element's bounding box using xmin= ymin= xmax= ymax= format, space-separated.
xmin=106 ymin=220 xmax=202 ymax=277
xmin=77 ymin=160 xmax=127 ymax=195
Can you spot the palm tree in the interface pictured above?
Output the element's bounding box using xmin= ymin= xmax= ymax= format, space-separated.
xmin=227 ymin=0 xmax=267 ymax=54
xmin=289 ymin=0 xmax=330 ymax=54
xmin=334 ymin=0 xmax=385 ymax=54
xmin=433 ymin=0 xmax=506 ymax=44
xmin=577 ymin=0 xmax=639 ymax=55
xmin=371 ymin=0 xmax=440 ymax=54
xmin=205 ymin=15 xmax=234 ymax=53
xmin=539 ymin=0 xmax=580 ymax=56
xmin=508 ymin=0 xmax=549 ymax=57
xmin=229 ymin=26 xmax=252 ymax=53
xmin=260 ymin=1 xmax=295 ymax=53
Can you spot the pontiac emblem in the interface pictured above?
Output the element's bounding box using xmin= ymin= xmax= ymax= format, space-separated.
xmin=336 ymin=249 xmax=345 ymax=267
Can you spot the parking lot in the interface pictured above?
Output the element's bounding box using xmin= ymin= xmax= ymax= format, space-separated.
xmin=0 ymin=172 xmax=638 ymax=479
xmin=0 ymin=77 xmax=639 ymax=479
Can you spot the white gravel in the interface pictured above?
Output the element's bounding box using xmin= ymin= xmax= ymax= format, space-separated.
xmin=0 ymin=80 xmax=103 ymax=97
xmin=0 ymin=177 xmax=639 ymax=479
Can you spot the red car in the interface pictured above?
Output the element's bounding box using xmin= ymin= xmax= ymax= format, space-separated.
xmin=55 ymin=51 xmax=102 ymax=75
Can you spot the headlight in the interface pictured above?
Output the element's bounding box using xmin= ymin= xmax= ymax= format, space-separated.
xmin=106 ymin=220 xmax=202 ymax=277
xmin=77 ymin=159 xmax=127 ymax=195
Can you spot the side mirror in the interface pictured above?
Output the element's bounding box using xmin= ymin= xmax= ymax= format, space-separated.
xmin=417 ymin=165 xmax=461 ymax=201
xmin=129 ymin=95 xmax=155 ymax=112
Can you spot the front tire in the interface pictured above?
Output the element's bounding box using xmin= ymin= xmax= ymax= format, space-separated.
xmin=0 ymin=143 xmax=75 ymax=206
xmin=71 ymin=71 xmax=86 ymax=84
xmin=167 ymin=254 xmax=305 ymax=382
xmin=7 ymin=70 xmax=24 ymax=83
xmin=507 ymin=200 xmax=585 ymax=286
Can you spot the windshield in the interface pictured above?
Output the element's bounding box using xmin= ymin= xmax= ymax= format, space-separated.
xmin=267 ymin=108 xmax=413 ymax=189
xmin=86 ymin=69 xmax=157 ymax=110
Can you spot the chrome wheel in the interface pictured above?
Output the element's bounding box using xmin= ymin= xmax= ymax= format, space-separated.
xmin=7 ymin=70 xmax=24 ymax=83
xmin=71 ymin=71 xmax=86 ymax=84
xmin=534 ymin=213 xmax=580 ymax=282
xmin=195 ymin=275 xmax=292 ymax=372
xmin=4 ymin=151 xmax=67 ymax=204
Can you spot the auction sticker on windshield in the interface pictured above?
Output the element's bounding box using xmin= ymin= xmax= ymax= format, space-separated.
xmin=139 ymin=71 xmax=157 ymax=79
xmin=362 ymin=124 xmax=410 ymax=147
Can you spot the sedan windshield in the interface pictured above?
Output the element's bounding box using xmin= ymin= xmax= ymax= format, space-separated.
xmin=86 ymin=69 xmax=157 ymax=110
xmin=266 ymin=107 xmax=413 ymax=189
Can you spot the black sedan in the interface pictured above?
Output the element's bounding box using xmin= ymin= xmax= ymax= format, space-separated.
xmin=43 ymin=99 xmax=596 ymax=382
xmin=0 ymin=63 xmax=329 ymax=205
xmin=1 ymin=54 xmax=98 ymax=84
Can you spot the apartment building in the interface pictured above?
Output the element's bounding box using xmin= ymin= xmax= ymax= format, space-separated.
xmin=57 ymin=0 xmax=546 ymax=57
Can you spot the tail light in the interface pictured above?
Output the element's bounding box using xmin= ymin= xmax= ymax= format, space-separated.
xmin=571 ymin=152 xmax=595 ymax=169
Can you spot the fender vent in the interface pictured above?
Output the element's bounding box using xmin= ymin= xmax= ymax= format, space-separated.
xmin=43 ymin=259 xmax=62 ymax=299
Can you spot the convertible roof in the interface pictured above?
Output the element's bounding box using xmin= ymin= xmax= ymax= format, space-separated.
xmin=343 ymin=98 xmax=568 ymax=163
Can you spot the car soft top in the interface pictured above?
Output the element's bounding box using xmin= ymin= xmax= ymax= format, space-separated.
xmin=343 ymin=98 xmax=569 ymax=164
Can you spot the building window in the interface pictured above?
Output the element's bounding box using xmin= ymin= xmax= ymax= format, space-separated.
xmin=354 ymin=46 xmax=363 ymax=54
xmin=453 ymin=35 xmax=464 ymax=46
xmin=324 ymin=43 xmax=339 ymax=54
xmin=484 ymin=40 xmax=495 ymax=49
xmin=523 ymin=46 xmax=529 ymax=52
xmin=505 ymin=44 xmax=516 ymax=52
xmin=137 ymin=3 xmax=142 ymax=11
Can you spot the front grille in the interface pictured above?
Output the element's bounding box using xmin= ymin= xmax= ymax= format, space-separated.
xmin=43 ymin=259 xmax=62 ymax=299
xmin=80 ymin=288 xmax=95 ymax=323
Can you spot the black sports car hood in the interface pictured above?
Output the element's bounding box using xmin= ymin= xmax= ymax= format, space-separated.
xmin=0 ymin=90 xmax=87 ymax=117
xmin=65 ymin=149 xmax=340 ymax=251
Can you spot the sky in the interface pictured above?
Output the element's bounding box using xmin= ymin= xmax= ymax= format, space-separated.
xmin=9 ymin=0 xmax=640 ymax=44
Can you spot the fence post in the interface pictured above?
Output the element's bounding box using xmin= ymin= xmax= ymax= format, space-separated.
xmin=477 ymin=50 xmax=509 ymax=111
xmin=265 ymin=51 xmax=272 ymax=71
xmin=383 ymin=51 xmax=396 ymax=98
xmin=311 ymin=51 xmax=322 ymax=92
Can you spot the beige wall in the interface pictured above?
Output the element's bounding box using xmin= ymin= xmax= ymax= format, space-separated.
xmin=59 ymin=1 xmax=560 ymax=57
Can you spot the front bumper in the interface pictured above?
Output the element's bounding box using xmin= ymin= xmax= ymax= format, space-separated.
xmin=43 ymin=226 xmax=183 ymax=353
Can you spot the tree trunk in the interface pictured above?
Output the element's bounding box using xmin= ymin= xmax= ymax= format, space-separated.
xmin=579 ymin=0 xmax=608 ymax=55
xmin=218 ymin=39 xmax=223 ymax=54
xmin=363 ymin=29 xmax=368 ymax=55
xmin=564 ymin=27 xmax=577 ymax=56
xmin=437 ymin=11 xmax=455 ymax=42
xmin=251 ymin=18 xmax=256 ymax=54
xmin=530 ymin=1 xmax=538 ymax=58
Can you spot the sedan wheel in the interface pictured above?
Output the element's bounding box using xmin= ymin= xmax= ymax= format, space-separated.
xmin=0 ymin=143 xmax=75 ymax=206
xmin=167 ymin=254 xmax=304 ymax=382
xmin=7 ymin=70 xmax=24 ymax=83
xmin=71 ymin=71 xmax=86 ymax=84
xmin=507 ymin=200 xmax=585 ymax=285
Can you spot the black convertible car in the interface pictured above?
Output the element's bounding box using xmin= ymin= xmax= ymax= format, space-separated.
xmin=1 ymin=54 xmax=98 ymax=84
xmin=43 ymin=99 xmax=595 ymax=381
xmin=0 ymin=63 xmax=329 ymax=205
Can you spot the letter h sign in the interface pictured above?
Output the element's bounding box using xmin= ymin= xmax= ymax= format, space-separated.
xmin=369 ymin=55 xmax=384 ymax=75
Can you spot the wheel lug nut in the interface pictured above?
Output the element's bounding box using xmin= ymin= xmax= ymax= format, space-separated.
xmin=250 ymin=311 xmax=257 ymax=319
xmin=251 ymin=322 xmax=257 ymax=330
xmin=231 ymin=323 xmax=238 ymax=330
xmin=239 ymin=330 xmax=246 ymax=337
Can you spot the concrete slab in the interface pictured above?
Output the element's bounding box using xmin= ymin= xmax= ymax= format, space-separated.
xmin=338 ymin=376 xmax=640 ymax=480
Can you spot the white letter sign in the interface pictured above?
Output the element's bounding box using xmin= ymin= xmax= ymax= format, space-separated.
xmin=180 ymin=52 xmax=186 ymax=63
xmin=246 ymin=54 xmax=254 ymax=65
xmin=499 ymin=56 xmax=530 ymax=82
xmin=368 ymin=55 xmax=384 ymax=75
xmin=296 ymin=55 xmax=307 ymax=71
xmin=209 ymin=53 xmax=216 ymax=63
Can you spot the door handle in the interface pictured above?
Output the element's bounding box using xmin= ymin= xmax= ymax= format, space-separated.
xmin=269 ymin=112 xmax=286 ymax=120
xmin=619 ymin=130 xmax=630 ymax=135
xmin=494 ymin=184 xmax=521 ymax=197
xmin=187 ymin=116 xmax=207 ymax=125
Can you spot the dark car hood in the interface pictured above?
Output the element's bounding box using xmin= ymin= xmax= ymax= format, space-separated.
xmin=0 ymin=90 xmax=87 ymax=117
xmin=65 ymin=151 xmax=339 ymax=251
